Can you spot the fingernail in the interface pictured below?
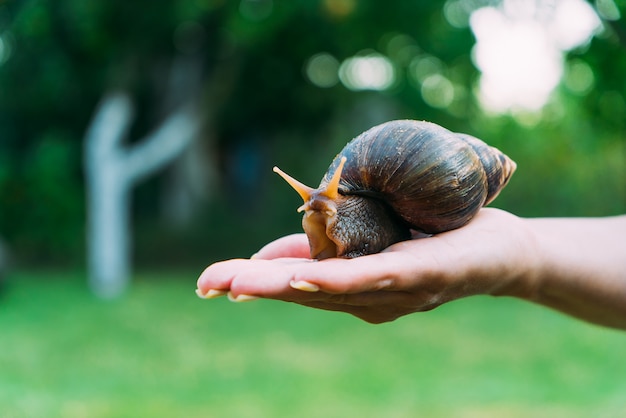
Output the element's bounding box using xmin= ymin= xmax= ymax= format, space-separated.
xmin=290 ymin=280 xmax=319 ymax=292
xmin=227 ymin=292 xmax=259 ymax=302
xmin=207 ymin=289 xmax=228 ymax=298
xmin=196 ymin=288 xmax=228 ymax=299
xmin=250 ymin=252 xmax=259 ymax=260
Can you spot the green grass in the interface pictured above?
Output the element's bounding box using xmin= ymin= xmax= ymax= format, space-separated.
xmin=1 ymin=270 xmax=625 ymax=418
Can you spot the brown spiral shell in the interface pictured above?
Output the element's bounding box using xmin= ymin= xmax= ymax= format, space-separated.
xmin=322 ymin=119 xmax=516 ymax=234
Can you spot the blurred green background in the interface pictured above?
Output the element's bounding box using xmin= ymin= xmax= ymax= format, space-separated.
xmin=0 ymin=0 xmax=625 ymax=417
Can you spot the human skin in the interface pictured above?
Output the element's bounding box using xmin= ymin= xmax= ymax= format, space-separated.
xmin=196 ymin=208 xmax=626 ymax=330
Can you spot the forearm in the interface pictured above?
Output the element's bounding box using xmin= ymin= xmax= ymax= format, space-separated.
xmin=522 ymin=215 xmax=626 ymax=329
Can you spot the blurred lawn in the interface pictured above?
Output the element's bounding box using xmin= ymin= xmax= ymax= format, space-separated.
xmin=1 ymin=271 xmax=625 ymax=418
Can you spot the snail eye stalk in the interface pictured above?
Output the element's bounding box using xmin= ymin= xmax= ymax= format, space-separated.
xmin=320 ymin=156 xmax=347 ymax=200
xmin=273 ymin=166 xmax=315 ymax=203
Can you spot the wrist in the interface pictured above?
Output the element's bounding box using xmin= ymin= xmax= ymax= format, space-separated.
xmin=486 ymin=215 xmax=543 ymax=301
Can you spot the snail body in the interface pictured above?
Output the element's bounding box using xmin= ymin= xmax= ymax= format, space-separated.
xmin=273 ymin=120 xmax=516 ymax=260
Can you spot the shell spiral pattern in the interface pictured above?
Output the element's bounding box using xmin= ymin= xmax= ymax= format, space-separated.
xmin=274 ymin=119 xmax=516 ymax=259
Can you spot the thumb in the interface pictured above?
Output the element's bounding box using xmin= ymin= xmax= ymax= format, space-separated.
xmin=252 ymin=233 xmax=311 ymax=260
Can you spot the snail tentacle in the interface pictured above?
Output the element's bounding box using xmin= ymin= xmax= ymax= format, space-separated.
xmin=272 ymin=166 xmax=315 ymax=203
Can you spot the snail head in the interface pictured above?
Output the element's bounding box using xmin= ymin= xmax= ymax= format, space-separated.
xmin=273 ymin=157 xmax=347 ymax=260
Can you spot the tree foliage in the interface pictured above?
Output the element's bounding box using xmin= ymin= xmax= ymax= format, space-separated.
xmin=0 ymin=0 xmax=624 ymax=267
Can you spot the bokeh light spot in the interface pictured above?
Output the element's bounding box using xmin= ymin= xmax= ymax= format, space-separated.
xmin=469 ymin=0 xmax=601 ymax=113
xmin=305 ymin=53 xmax=340 ymax=88
xmin=409 ymin=54 xmax=444 ymax=84
xmin=421 ymin=74 xmax=455 ymax=109
xmin=0 ymin=35 xmax=12 ymax=65
xmin=443 ymin=0 xmax=473 ymax=28
xmin=323 ymin=0 xmax=356 ymax=19
xmin=596 ymin=0 xmax=621 ymax=20
xmin=563 ymin=59 xmax=595 ymax=95
xmin=383 ymin=33 xmax=420 ymax=66
xmin=549 ymin=0 xmax=601 ymax=51
xmin=338 ymin=53 xmax=395 ymax=91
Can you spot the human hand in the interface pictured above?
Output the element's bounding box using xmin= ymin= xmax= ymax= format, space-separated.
xmin=196 ymin=208 xmax=537 ymax=323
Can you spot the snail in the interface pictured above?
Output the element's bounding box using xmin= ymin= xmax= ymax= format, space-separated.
xmin=273 ymin=120 xmax=516 ymax=260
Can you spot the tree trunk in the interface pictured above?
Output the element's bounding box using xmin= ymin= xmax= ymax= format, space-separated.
xmin=84 ymin=91 xmax=200 ymax=298
xmin=84 ymin=93 xmax=133 ymax=298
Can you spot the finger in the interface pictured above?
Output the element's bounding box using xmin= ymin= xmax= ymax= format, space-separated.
xmin=197 ymin=251 xmax=429 ymax=301
xmin=252 ymin=234 xmax=310 ymax=260
xmin=196 ymin=258 xmax=249 ymax=294
xmin=197 ymin=256 xmax=401 ymax=300
xmin=197 ymin=258 xmax=313 ymax=298
xmin=289 ymin=251 xmax=423 ymax=294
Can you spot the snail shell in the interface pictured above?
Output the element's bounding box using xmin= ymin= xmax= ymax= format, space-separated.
xmin=273 ymin=120 xmax=516 ymax=260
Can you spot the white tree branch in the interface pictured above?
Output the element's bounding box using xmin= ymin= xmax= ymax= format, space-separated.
xmin=124 ymin=102 xmax=201 ymax=185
